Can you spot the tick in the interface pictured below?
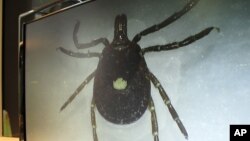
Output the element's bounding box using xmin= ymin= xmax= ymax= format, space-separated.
xmin=58 ymin=0 xmax=219 ymax=141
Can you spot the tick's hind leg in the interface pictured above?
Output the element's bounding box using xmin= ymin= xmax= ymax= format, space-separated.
xmin=149 ymin=96 xmax=159 ymax=141
xmin=147 ymin=71 xmax=188 ymax=139
xmin=60 ymin=71 xmax=96 ymax=111
xmin=91 ymin=98 xmax=98 ymax=141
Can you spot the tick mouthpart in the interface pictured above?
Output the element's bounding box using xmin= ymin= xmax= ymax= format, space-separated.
xmin=114 ymin=14 xmax=127 ymax=35
xmin=111 ymin=14 xmax=130 ymax=46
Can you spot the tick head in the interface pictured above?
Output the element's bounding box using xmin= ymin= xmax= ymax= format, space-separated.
xmin=111 ymin=14 xmax=130 ymax=48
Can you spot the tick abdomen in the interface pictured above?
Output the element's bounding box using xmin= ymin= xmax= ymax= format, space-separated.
xmin=93 ymin=45 xmax=150 ymax=124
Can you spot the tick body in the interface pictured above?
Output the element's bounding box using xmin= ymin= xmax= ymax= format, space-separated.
xmin=94 ymin=42 xmax=150 ymax=124
xmin=58 ymin=0 xmax=218 ymax=141
xmin=93 ymin=15 xmax=151 ymax=124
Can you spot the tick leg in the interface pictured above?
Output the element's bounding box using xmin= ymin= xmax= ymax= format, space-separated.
xmin=147 ymin=71 xmax=188 ymax=139
xmin=60 ymin=71 xmax=95 ymax=111
xmin=142 ymin=27 xmax=219 ymax=54
xmin=91 ymin=98 xmax=98 ymax=141
xmin=132 ymin=0 xmax=199 ymax=43
xmin=149 ymin=96 xmax=159 ymax=141
xmin=73 ymin=21 xmax=110 ymax=49
xmin=57 ymin=47 xmax=101 ymax=58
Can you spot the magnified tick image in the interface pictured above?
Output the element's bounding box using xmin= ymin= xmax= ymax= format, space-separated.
xmin=58 ymin=0 xmax=218 ymax=140
xmin=24 ymin=0 xmax=250 ymax=141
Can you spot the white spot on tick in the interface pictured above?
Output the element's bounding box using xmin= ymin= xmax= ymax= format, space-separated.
xmin=113 ymin=77 xmax=127 ymax=90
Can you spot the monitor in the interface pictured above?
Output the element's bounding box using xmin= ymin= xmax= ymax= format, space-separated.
xmin=22 ymin=0 xmax=250 ymax=141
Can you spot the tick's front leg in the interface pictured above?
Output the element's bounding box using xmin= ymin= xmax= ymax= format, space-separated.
xmin=142 ymin=27 xmax=219 ymax=54
xmin=132 ymin=0 xmax=200 ymax=43
xmin=73 ymin=21 xmax=110 ymax=49
xmin=57 ymin=47 xmax=101 ymax=58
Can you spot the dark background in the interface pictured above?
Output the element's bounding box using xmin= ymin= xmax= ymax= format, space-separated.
xmin=3 ymin=0 xmax=32 ymax=136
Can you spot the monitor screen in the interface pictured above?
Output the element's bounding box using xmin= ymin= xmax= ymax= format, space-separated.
xmin=24 ymin=0 xmax=250 ymax=141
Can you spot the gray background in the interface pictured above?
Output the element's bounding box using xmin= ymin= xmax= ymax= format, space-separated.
xmin=25 ymin=0 xmax=250 ymax=141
